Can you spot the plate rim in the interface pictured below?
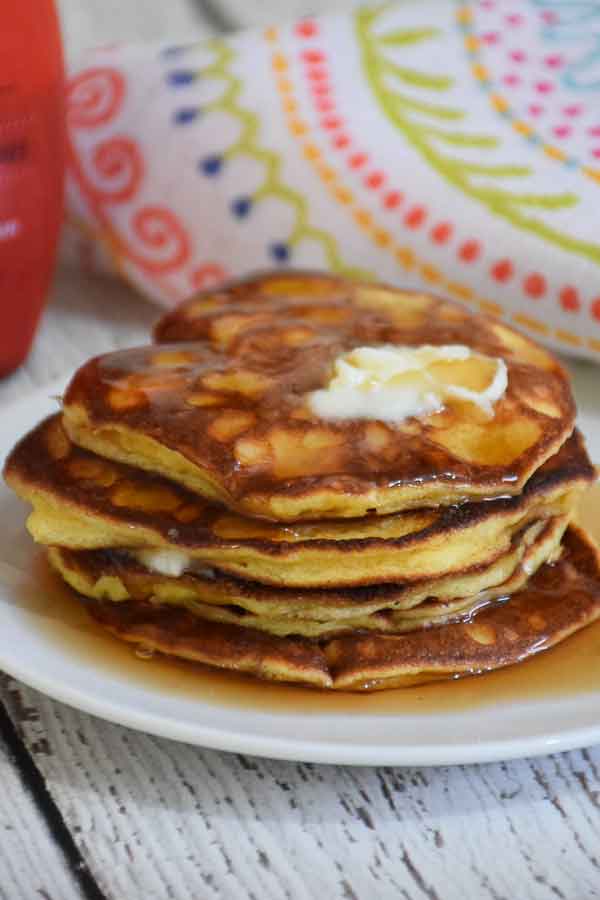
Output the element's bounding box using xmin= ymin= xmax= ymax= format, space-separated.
xmin=2 ymin=647 xmax=600 ymax=766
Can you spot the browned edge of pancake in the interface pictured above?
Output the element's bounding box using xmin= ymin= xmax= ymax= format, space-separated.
xmin=77 ymin=525 xmax=600 ymax=690
xmin=49 ymin=514 xmax=564 ymax=626
xmin=4 ymin=415 xmax=593 ymax=563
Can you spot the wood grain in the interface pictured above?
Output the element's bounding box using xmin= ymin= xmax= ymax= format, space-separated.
xmin=2 ymin=677 xmax=600 ymax=900
xmin=0 ymin=693 xmax=84 ymax=900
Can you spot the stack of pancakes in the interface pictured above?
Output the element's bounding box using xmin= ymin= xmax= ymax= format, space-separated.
xmin=5 ymin=272 xmax=600 ymax=690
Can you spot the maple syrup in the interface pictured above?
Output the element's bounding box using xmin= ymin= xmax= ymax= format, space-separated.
xmin=13 ymin=483 xmax=600 ymax=717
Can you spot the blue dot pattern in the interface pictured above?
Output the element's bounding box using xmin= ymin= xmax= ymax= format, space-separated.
xmin=270 ymin=243 xmax=290 ymax=263
xmin=167 ymin=70 xmax=196 ymax=87
xmin=231 ymin=196 xmax=252 ymax=217
xmin=174 ymin=107 xmax=199 ymax=125
xmin=200 ymin=155 xmax=223 ymax=175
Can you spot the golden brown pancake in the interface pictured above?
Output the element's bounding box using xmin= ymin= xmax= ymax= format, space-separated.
xmin=5 ymin=416 xmax=591 ymax=588
xmin=3 ymin=270 xmax=595 ymax=694
xmin=62 ymin=272 xmax=575 ymax=521
xmin=79 ymin=526 xmax=600 ymax=690
xmin=47 ymin=516 xmax=566 ymax=638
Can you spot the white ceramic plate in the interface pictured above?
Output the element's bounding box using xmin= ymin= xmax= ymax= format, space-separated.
xmin=1 ymin=377 xmax=600 ymax=767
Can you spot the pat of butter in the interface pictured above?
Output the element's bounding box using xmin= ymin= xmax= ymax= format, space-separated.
xmin=308 ymin=344 xmax=507 ymax=423
xmin=134 ymin=549 xmax=215 ymax=579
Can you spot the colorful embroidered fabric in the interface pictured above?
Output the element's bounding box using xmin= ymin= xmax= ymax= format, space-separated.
xmin=64 ymin=1 xmax=600 ymax=360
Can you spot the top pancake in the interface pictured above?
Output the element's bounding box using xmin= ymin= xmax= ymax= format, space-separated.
xmin=63 ymin=271 xmax=575 ymax=521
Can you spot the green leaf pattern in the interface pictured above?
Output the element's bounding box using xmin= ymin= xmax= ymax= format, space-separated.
xmin=355 ymin=5 xmax=600 ymax=266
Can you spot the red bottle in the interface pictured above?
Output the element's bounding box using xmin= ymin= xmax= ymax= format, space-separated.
xmin=0 ymin=1 xmax=65 ymax=377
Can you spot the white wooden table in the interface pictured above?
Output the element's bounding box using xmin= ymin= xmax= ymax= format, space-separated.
xmin=2 ymin=1 xmax=600 ymax=897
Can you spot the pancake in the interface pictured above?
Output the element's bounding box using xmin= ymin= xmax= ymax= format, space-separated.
xmin=78 ymin=526 xmax=600 ymax=690
xmin=5 ymin=415 xmax=591 ymax=588
xmin=62 ymin=272 xmax=575 ymax=521
xmin=48 ymin=516 xmax=566 ymax=638
xmin=48 ymin=517 xmax=567 ymax=638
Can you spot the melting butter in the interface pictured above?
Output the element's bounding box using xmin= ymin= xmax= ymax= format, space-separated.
xmin=134 ymin=549 xmax=215 ymax=579
xmin=308 ymin=344 xmax=507 ymax=423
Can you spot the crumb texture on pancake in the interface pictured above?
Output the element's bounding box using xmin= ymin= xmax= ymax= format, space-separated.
xmin=61 ymin=271 xmax=575 ymax=520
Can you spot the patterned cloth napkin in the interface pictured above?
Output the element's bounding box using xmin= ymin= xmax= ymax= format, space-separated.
xmin=64 ymin=1 xmax=600 ymax=360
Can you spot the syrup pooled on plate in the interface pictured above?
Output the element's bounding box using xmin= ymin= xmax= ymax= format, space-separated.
xmin=19 ymin=483 xmax=600 ymax=716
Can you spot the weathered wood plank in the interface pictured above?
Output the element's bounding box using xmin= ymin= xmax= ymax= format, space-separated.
xmin=0 ymin=701 xmax=88 ymax=900
xmin=2 ymin=678 xmax=600 ymax=900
